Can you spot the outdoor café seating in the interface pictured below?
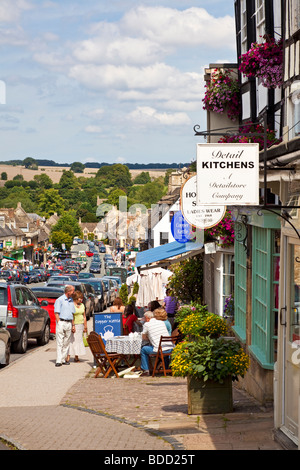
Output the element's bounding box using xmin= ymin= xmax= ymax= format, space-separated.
xmin=149 ymin=334 xmax=179 ymax=377
xmin=87 ymin=331 xmax=130 ymax=378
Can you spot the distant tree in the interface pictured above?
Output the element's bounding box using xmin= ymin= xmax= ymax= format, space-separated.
xmin=133 ymin=171 xmax=151 ymax=184
xmin=13 ymin=174 xmax=23 ymax=181
xmin=107 ymin=189 xmax=127 ymax=208
xmin=23 ymin=157 xmax=37 ymax=169
xmin=1 ymin=172 xmax=7 ymax=180
xmin=51 ymin=211 xmax=82 ymax=239
xmin=50 ymin=230 xmax=73 ymax=251
xmin=38 ymin=188 xmax=65 ymax=217
xmin=34 ymin=173 xmax=53 ymax=189
xmin=70 ymin=162 xmax=85 ymax=173
xmin=95 ymin=164 xmax=132 ymax=189
xmin=58 ymin=170 xmax=79 ymax=190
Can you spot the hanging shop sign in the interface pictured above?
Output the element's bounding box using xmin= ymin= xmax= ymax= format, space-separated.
xmin=171 ymin=211 xmax=193 ymax=243
xmin=196 ymin=143 xmax=259 ymax=206
xmin=181 ymin=175 xmax=226 ymax=229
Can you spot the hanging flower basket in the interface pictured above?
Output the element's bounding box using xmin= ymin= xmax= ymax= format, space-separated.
xmin=218 ymin=121 xmax=281 ymax=151
xmin=202 ymin=69 xmax=240 ymax=121
xmin=239 ymin=38 xmax=283 ymax=89
xmin=205 ymin=210 xmax=235 ymax=248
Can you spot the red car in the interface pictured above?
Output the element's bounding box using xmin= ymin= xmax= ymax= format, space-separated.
xmin=85 ymin=251 xmax=94 ymax=257
xmin=31 ymin=286 xmax=64 ymax=335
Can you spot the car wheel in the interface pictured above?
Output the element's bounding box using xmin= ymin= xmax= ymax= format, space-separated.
xmin=37 ymin=322 xmax=50 ymax=346
xmin=13 ymin=327 xmax=28 ymax=354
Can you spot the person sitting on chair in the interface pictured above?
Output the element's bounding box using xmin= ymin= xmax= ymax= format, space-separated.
xmin=140 ymin=311 xmax=174 ymax=376
xmin=122 ymin=304 xmax=137 ymax=334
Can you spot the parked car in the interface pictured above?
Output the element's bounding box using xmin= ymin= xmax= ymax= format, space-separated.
xmin=80 ymin=278 xmax=107 ymax=311
xmin=99 ymin=246 xmax=106 ymax=253
xmin=100 ymin=278 xmax=117 ymax=305
xmin=89 ymin=262 xmax=101 ymax=274
xmin=30 ymin=269 xmax=46 ymax=282
xmin=26 ymin=271 xmax=40 ymax=283
xmin=0 ymin=321 xmax=10 ymax=367
xmin=0 ymin=270 xmax=16 ymax=283
xmin=30 ymin=286 xmax=64 ymax=335
xmin=78 ymin=272 xmax=95 ymax=279
xmin=82 ymin=282 xmax=99 ymax=313
xmin=46 ymin=280 xmax=94 ymax=320
xmin=0 ymin=282 xmax=51 ymax=353
xmin=102 ymin=275 xmax=122 ymax=289
xmin=46 ymin=275 xmax=74 ymax=284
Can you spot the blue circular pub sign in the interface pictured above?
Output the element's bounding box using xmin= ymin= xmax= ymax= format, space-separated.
xmin=171 ymin=211 xmax=193 ymax=243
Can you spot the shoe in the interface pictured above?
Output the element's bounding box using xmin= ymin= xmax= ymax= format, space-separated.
xmin=55 ymin=363 xmax=62 ymax=367
xmin=140 ymin=370 xmax=150 ymax=377
xmin=63 ymin=361 xmax=70 ymax=365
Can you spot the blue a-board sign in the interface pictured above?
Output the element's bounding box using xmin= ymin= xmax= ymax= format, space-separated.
xmin=93 ymin=312 xmax=123 ymax=344
xmin=171 ymin=210 xmax=193 ymax=244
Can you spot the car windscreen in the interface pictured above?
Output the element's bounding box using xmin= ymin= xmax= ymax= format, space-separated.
xmin=86 ymin=282 xmax=103 ymax=293
xmin=0 ymin=286 xmax=7 ymax=304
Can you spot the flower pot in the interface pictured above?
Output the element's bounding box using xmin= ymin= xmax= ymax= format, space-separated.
xmin=187 ymin=376 xmax=233 ymax=414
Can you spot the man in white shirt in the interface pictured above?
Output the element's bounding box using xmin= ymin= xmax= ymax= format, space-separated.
xmin=54 ymin=285 xmax=75 ymax=367
xmin=140 ymin=311 xmax=174 ymax=376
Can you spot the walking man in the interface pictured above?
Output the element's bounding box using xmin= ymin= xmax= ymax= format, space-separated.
xmin=54 ymin=285 xmax=75 ymax=367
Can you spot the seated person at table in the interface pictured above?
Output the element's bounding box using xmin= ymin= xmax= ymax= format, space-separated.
xmin=147 ymin=300 xmax=161 ymax=312
xmin=140 ymin=311 xmax=174 ymax=376
xmin=153 ymin=307 xmax=172 ymax=335
xmin=122 ymin=304 xmax=137 ymax=334
xmin=110 ymin=297 xmax=125 ymax=314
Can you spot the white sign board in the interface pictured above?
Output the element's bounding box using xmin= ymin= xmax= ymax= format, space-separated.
xmin=196 ymin=143 xmax=259 ymax=206
xmin=181 ymin=176 xmax=226 ymax=229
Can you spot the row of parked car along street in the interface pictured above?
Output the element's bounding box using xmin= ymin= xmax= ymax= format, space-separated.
xmin=0 ymin=244 xmax=126 ymax=368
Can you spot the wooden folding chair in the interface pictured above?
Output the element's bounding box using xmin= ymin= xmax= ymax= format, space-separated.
xmin=150 ymin=335 xmax=179 ymax=377
xmin=87 ymin=331 xmax=125 ymax=378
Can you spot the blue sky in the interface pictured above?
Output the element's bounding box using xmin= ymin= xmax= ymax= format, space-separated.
xmin=0 ymin=1 xmax=237 ymax=165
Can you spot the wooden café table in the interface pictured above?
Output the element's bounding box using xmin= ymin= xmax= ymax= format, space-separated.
xmin=105 ymin=333 xmax=142 ymax=367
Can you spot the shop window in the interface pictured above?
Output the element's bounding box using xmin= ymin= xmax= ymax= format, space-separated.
xmin=255 ymin=0 xmax=265 ymax=41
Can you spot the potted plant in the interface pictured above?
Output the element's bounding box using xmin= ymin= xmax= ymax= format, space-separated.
xmin=176 ymin=303 xmax=228 ymax=339
xmin=205 ymin=210 xmax=235 ymax=248
xmin=218 ymin=121 xmax=281 ymax=151
xmin=239 ymin=37 xmax=283 ymax=89
xmin=171 ymin=336 xmax=249 ymax=414
xmin=202 ymin=69 xmax=240 ymax=121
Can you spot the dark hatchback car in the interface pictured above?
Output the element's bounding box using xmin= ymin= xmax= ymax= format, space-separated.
xmin=89 ymin=263 xmax=101 ymax=274
xmin=0 ymin=282 xmax=51 ymax=354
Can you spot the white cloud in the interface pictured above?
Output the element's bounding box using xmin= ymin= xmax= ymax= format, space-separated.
xmin=118 ymin=6 xmax=235 ymax=49
xmin=82 ymin=108 xmax=104 ymax=120
xmin=127 ymin=106 xmax=191 ymax=127
xmin=84 ymin=125 xmax=103 ymax=134
xmin=0 ymin=0 xmax=32 ymax=23
xmin=73 ymin=37 xmax=165 ymax=66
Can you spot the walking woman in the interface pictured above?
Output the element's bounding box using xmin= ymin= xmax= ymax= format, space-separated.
xmin=67 ymin=290 xmax=87 ymax=363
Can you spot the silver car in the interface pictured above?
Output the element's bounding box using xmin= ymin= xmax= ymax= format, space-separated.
xmin=0 ymin=322 xmax=10 ymax=367
xmin=0 ymin=282 xmax=50 ymax=354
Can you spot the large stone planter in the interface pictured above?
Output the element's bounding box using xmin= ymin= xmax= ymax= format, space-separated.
xmin=187 ymin=376 xmax=233 ymax=414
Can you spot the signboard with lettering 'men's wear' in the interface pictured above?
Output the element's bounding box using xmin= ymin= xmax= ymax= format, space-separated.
xmin=196 ymin=143 xmax=259 ymax=206
xmin=181 ymin=176 xmax=226 ymax=229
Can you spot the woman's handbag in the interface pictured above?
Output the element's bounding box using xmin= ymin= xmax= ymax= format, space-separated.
xmin=83 ymin=333 xmax=89 ymax=347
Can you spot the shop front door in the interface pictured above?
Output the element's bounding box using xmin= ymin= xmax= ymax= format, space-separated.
xmin=281 ymin=240 xmax=300 ymax=445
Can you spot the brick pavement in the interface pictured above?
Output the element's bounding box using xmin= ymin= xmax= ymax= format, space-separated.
xmin=0 ymin=333 xmax=285 ymax=451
